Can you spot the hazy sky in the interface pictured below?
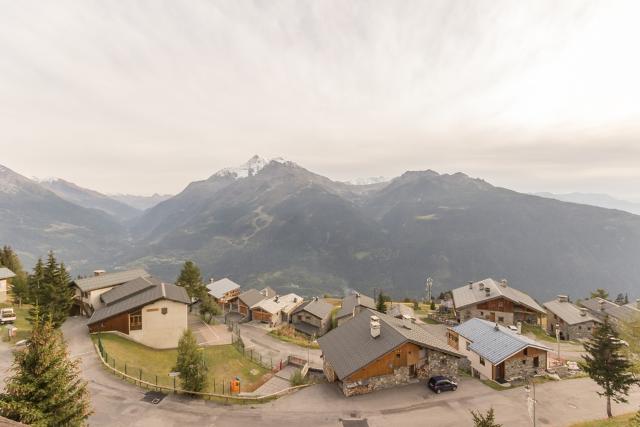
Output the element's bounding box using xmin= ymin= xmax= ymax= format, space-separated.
xmin=1 ymin=1 xmax=639 ymax=198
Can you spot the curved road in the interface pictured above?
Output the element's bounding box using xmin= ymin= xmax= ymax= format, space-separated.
xmin=4 ymin=317 xmax=628 ymax=426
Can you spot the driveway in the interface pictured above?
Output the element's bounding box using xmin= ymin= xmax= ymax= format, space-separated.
xmin=2 ymin=317 xmax=637 ymax=426
xmin=238 ymin=322 xmax=323 ymax=369
xmin=188 ymin=314 xmax=232 ymax=346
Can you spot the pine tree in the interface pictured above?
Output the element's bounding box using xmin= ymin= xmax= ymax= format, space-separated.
xmin=470 ymin=408 xmax=502 ymax=427
xmin=28 ymin=253 xmax=73 ymax=328
xmin=581 ymin=316 xmax=637 ymax=418
xmin=0 ymin=307 xmax=92 ymax=426
xmin=175 ymin=329 xmax=208 ymax=393
xmin=176 ymin=261 xmax=205 ymax=301
xmin=376 ymin=292 xmax=387 ymax=314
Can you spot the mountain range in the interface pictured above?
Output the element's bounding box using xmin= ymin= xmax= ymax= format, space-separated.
xmin=2 ymin=158 xmax=640 ymax=302
xmin=535 ymin=192 xmax=640 ymax=216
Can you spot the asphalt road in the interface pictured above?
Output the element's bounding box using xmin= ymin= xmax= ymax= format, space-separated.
xmin=1 ymin=317 xmax=638 ymax=427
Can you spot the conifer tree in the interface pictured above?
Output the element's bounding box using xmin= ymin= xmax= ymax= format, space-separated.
xmin=176 ymin=261 xmax=205 ymax=301
xmin=581 ymin=316 xmax=637 ymax=418
xmin=470 ymin=408 xmax=501 ymax=427
xmin=175 ymin=329 xmax=208 ymax=393
xmin=28 ymin=252 xmax=73 ymax=328
xmin=376 ymin=292 xmax=387 ymax=314
xmin=0 ymin=307 xmax=92 ymax=426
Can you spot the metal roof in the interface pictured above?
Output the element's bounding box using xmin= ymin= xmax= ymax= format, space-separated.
xmin=72 ymin=269 xmax=149 ymax=292
xmin=580 ymin=298 xmax=640 ymax=323
xmin=318 ymin=308 xmax=462 ymax=380
xmin=100 ymin=276 xmax=162 ymax=306
xmin=88 ymin=282 xmax=190 ymax=325
xmin=292 ymin=298 xmax=333 ymax=319
xmin=206 ymin=278 xmax=240 ymax=299
xmin=451 ymin=278 xmax=545 ymax=313
xmin=0 ymin=267 xmax=15 ymax=280
xmin=237 ymin=288 xmax=267 ymax=308
xmin=451 ymin=318 xmax=550 ymax=365
xmin=543 ymin=298 xmax=602 ymax=325
xmin=335 ymin=293 xmax=376 ymax=319
xmin=251 ymin=293 xmax=303 ymax=314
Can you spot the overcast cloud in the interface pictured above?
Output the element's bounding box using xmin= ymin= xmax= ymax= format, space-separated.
xmin=0 ymin=1 xmax=639 ymax=198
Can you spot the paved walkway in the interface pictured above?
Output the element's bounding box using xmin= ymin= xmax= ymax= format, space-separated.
xmin=188 ymin=314 xmax=232 ymax=346
xmin=249 ymin=365 xmax=299 ymax=396
xmin=239 ymin=322 xmax=323 ymax=369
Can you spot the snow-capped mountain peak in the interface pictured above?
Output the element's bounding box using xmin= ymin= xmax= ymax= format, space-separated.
xmin=348 ymin=176 xmax=389 ymax=186
xmin=213 ymin=155 xmax=297 ymax=179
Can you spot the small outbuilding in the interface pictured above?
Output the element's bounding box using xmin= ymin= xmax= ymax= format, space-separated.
xmin=543 ymin=295 xmax=602 ymax=340
xmin=291 ymin=297 xmax=334 ymax=337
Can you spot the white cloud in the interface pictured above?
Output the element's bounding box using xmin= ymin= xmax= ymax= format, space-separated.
xmin=0 ymin=0 xmax=638 ymax=198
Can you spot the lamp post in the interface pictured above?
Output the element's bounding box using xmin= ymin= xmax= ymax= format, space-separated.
xmin=525 ymin=375 xmax=537 ymax=427
xmin=555 ymin=323 xmax=561 ymax=360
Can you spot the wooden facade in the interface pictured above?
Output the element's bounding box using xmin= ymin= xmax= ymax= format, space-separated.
xmin=477 ymin=298 xmax=514 ymax=312
xmin=251 ymin=307 xmax=275 ymax=323
xmin=346 ymin=342 xmax=422 ymax=382
xmin=88 ymin=311 xmax=130 ymax=335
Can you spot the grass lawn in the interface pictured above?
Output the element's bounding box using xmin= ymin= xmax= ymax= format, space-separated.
xmin=521 ymin=323 xmax=560 ymax=343
xmin=421 ymin=317 xmax=441 ymax=324
xmin=569 ymin=413 xmax=637 ymax=427
xmin=0 ymin=303 xmax=32 ymax=343
xmin=92 ymin=333 xmax=270 ymax=393
xmin=268 ymin=328 xmax=320 ymax=349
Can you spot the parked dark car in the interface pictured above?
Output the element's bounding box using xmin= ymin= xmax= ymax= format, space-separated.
xmin=428 ymin=376 xmax=458 ymax=393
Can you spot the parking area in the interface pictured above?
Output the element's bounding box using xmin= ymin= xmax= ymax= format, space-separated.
xmin=188 ymin=314 xmax=232 ymax=346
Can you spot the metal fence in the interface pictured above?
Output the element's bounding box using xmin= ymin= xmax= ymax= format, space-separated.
xmin=94 ymin=341 xmax=310 ymax=403
xmin=230 ymin=325 xmax=289 ymax=373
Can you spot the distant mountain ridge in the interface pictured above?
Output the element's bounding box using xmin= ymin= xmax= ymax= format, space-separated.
xmin=535 ymin=192 xmax=640 ymax=216
xmin=38 ymin=178 xmax=141 ymax=221
xmin=3 ymin=160 xmax=640 ymax=302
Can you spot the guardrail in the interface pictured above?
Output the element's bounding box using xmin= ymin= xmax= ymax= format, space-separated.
xmin=93 ymin=343 xmax=311 ymax=404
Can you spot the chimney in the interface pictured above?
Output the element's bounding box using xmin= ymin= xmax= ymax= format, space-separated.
xmin=370 ymin=315 xmax=381 ymax=338
xmin=599 ymin=300 xmax=605 ymax=312
xmin=500 ymin=279 xmax=508 ymax=288
xmin=355 ymin=292 xmax=361 ymax=305
xmin=557 ymin=295 xmax=568 ymax=303
xmin=516 ymin=321 xmax=522 ymax=335
xmin=314 ymin=296 xmax=318 ymax=302
xmin=468 ymin=281 xmax=473 ymax=290
xmin=402 ymin=315 xmax=412 ymax=329
xmin=93 ymin=270 xmax=106 ymax=277
xmin=579 ymin=308 xmax=588 ymax=317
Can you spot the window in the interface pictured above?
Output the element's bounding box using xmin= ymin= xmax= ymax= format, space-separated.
xmin=523 ymin=348 xmax=528 ymax=356
xmin=130 ymin=310 xmax=142 ymax=330
xmin=480 ymin=311 xmax=484 ymax=316
xmin=479 ymin=357 xmax=485 ymax=366
xmin=498 ymin=316 xmax=504 ymax=322
xmin=533 ymin=356 xmax=540 ymax=368
xmin=466 ymin=342 xmax=471 ymax=351
xmin=578 ymin=325 xmax=582 ymax=330
xmin=522 ymin=360 xmax=526 ymax=365
xmin=396 ymin=353 xmax=401 ymax=359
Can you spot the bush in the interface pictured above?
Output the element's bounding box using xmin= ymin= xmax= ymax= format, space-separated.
xmin=290 ymin=369 xmax=307 ymax=386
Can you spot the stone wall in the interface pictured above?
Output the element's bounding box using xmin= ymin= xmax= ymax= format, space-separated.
xmin=323 ymin=360 xmax=337 ymax=383
xmin=339 ymin=350 xmax=460 ymax=397
xmin=504 ymin=352 xmax=547 ymax=381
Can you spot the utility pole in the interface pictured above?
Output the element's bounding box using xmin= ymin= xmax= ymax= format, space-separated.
xmin=555 ymin=324 xmax=561 ymax=360
xmin=526 ymin=376 xmax=537 ymax=427
xmin=425 ymin=277 xmax=433 ymax=302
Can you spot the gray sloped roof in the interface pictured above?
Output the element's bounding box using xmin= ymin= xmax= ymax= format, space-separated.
xmin=318 ymin=308 xmax=462 ymax=380
xmin=261 ymin=286 xmax=277 ymax=298
xmin=72 ymin=269 xmax=149 ymax=292
xmin=100 ymin=276 xmax=162 ymax=306
xmin=238 ymin=288 xmax=267 ymax=307
xmin=206 ymin=278 xmax=240 ymax=299
xmin=292 ymin=298 xmax=333 ymax=320
xmin=580 ymin=298 xmax=640 ymax=323
xmin=0 ymin=267 xmax=16 ymax=280
xmin=451 ymin=278 xmax=545 ymax=313
xmin=543 ymin=299 xmax=602 ymax=325
xmin=335 ymin=293 xmax=376 ymax=319
xmin=88 ymin=282 xmax=190 ymax=325
xmin=452 ymin=318 xmax=550 ymax=365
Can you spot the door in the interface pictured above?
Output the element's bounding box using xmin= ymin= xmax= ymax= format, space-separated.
xmin=489 ymin=312 xmax=496 ymax=322
xmin=495 ymin=362 xmax=505 ymax=382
